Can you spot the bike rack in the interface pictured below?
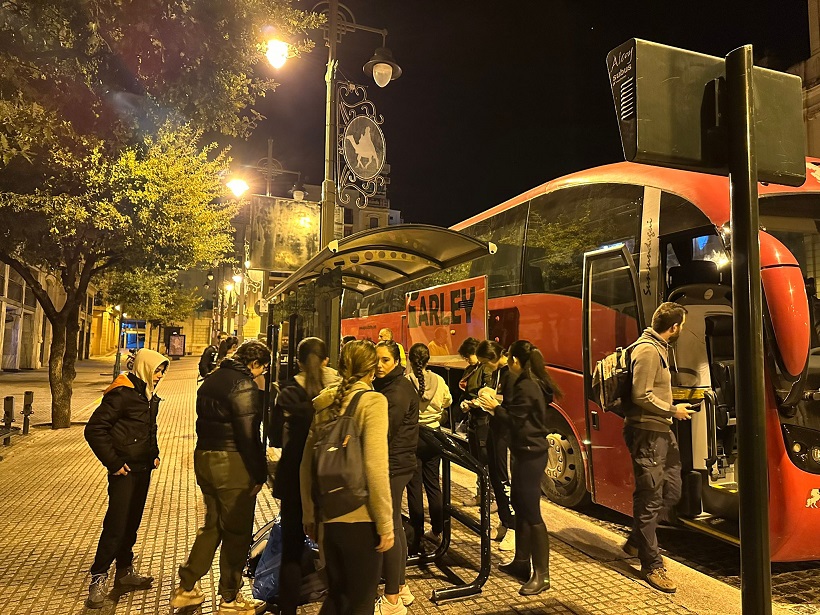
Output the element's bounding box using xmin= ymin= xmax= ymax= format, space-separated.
xmin=405 ymin=427 xmax=491 ymax=603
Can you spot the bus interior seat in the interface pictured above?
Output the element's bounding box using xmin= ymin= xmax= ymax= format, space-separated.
xmin=523 ymin=265 xmax=545 ymax=293
xmin=668 ymin=260 xmax=720 ymax=290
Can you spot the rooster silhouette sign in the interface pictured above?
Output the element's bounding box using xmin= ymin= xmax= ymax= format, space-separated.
xmin=343 ymin=117 xmax=385 ymax=181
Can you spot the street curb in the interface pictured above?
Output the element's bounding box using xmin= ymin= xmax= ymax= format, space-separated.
xmin=449 ymin=466 xmax=796 ymax=615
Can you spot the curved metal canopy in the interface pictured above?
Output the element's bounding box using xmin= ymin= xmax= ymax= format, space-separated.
xmin=266 ymin=224 xmax=497 ymax=301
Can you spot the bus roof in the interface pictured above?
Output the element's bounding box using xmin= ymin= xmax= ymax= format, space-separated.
xmin=452 ymin=158 xmax=820 ymax=231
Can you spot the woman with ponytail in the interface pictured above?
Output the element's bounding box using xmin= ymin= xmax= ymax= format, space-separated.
xmin=373 ymin=340 xmax=420 ymax=614
xmin=273 ymin=337 xmax=340 ymax=615
xmin=299 ymin=340 xmax=393 ymax=615
xmin=405 ymin=343 xmax=452 ymax=552
xmin=476 ymin=340 xmax=562 ymax=597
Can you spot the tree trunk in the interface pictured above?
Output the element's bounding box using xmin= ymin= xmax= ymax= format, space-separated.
xmin=48 ymin=303 xmax=81 ymax=429
xmin=48 ymin=316 xmax=71 ymax=429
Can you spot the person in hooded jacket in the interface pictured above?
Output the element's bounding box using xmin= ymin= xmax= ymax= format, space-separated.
xmin=172 ymin=340 xmax=270 ymax=615
xmin=405 ymin=343 xmax=452 ymax=552
xmin=273 ymin=337 xmax=340 ymax=615
xmin=373 ymin=340 xmax=420 ymax=614
xmin=84 ymin=348 xmax=169 ymax=609
xmin=476 ymin=340 xmax=561 ymax=597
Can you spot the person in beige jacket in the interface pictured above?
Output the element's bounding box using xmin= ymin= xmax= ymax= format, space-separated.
xmin=300 ymin=340 xmax=393 ymax=615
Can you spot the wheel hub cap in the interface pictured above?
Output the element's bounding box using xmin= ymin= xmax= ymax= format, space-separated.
xmin=546 ymin=432 xmax=576 ymax=485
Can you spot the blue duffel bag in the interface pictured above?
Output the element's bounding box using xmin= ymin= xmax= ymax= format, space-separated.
xmin=252 ymin=519 xmax=283 ymax=602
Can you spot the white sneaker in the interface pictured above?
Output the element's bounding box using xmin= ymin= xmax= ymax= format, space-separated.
xmin=498 ymin=528 xmax=516 ymax=551
xmin=398 ymin=584 xmax=415 ymax=606
xmin=218 ymin=591 xmax=266 ymax=615
xmin=493 ymin=524 xmax=508 ymax=541
xmin=375 ymin=595 xmax=408 ymax=615
xmin=171 ymin=582 xmax=205 ymax=609
xmin=423 ymin=530 xmax=442 ymax=546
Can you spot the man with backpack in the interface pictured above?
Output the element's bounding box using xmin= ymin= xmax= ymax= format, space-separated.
xmin=622 ymin=302 xmax=693 ymax=595
xmin=199 ymin=331 xmax=226 ymax=378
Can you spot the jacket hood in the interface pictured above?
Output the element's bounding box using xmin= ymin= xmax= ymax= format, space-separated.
xmin=295 ymin=366 xmax=341 ymax=393
xmin=407 ymin=369 xmax=439 ymax=402
xmin=132 ymin=348 xmax=169 ymax=400
xmin=638 ymin=328 xmax=670 ymax=352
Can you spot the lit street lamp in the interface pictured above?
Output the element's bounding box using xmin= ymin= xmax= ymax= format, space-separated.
xmin=268 ymin=0 xmax=401 ymax=247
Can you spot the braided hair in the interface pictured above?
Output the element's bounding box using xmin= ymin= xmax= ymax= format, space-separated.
xmin=330 ymin=340 xmax=378 ymax=412
xmin=409 ymin=343 xmax=430 ymax=397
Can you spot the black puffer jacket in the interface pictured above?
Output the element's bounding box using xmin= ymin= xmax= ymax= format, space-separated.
xmin=85 ymin=373 xmax=160 ymax=473
xmin=374 ymin=364 xmax=420 ymax=476
xmin=196 ymin=358 xmax=267 ymax=485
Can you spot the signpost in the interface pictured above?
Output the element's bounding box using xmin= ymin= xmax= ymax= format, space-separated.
xmin=607 ymin=39 xmax=806 ymax=615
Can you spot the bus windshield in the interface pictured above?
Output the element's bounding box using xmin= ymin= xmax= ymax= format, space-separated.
xmin=760 ymin=193 xmax=820 ymax=351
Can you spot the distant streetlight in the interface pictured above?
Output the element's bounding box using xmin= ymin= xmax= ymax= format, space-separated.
xmin=267 ymin=0 xmax=402 ymax=247
xmin=266 ymin=39 xmax=290 ymax=69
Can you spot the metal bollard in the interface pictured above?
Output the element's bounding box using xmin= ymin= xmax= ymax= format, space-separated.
xmin=21 ymin=391 xmax=33 ymax=435
xmin=3 ymin=397 xmax=12 ymax=446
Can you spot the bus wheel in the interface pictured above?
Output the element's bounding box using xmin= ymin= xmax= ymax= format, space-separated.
xmin=541 ymin=419 xmax=590 ymax=509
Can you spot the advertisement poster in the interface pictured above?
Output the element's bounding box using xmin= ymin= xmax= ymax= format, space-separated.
xmin=405 ymin=276 xmax=487 ymax=366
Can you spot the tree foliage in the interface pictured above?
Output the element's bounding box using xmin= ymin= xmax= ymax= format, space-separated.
xmin=105 ymin=269 xmax=203 ymax=325
xmin=0 ymin=0 xmax=321 ymax=426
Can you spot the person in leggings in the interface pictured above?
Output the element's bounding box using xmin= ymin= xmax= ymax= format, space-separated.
xmin=405 ymin=343 xmax=452 ymax=551
xmin=476 ymin=340 xmax=560 ymax=596
xmin=272 ymin=337 xmax=340 ymax=615
xmin=300 ymin=340 xmax=394 ymax=615
xmin=476 ymin=340 xmax=517 ymax=551
xmin=374 ymin=340 xmax=420 ymax=615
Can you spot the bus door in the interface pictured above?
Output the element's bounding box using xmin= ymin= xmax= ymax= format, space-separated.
xmin=582 ymin=244 xmax=644 ymax=513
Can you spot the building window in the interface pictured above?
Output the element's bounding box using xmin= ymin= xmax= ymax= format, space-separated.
xmin=344 ymin=208 xmax=353 ymax=224
xmin=369 ymin=217 xmax=379 ymax=229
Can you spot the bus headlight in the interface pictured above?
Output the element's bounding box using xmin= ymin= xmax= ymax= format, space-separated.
xmin=811 ymin=447 xmax=820 ymax=464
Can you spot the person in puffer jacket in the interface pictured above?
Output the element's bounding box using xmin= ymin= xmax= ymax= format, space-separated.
xmin=84 ymin=348 xmax=169 ymax=609
xmin=172 ymin=340 xmax=271 ymax=615
xmin=374 ymin=339 xmax=420 ymax=613
xmin=272 ymin=337 xmax=340 ymax=615
xmin=405 ymin=343 xmax=452 ymax=552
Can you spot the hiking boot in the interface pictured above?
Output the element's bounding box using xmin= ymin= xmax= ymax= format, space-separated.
xmin=399 ymin=584 xmax=415 ymax=606
xmin=493 ymin=524 xmax=508 ymax=541
xmin=622 ymin=540 xmax=639 ymax=557
xmin=644 ymin=567 xmax=677 ymax=593
xmin=86 ymin=574 xmax=108 ymax=609
xmin=114 ymin=561 xmax=154 ymax=589
xmin=171 ymin=582 xmax=205 ymax=609
xmin=499 ymin=528 xmax=516 ymax=552
xmin=423 ymin=530 xmax=442 ymax=546
xmin=374 ymin=595 xmax=407 ymax=615
xmin=218 ymin=591 xmax=266 ymax=614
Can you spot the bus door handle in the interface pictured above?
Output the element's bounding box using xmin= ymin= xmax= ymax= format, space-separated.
xmin=590 ymin=409 xmax=600 ymax=430
xmin=703 ymin=390 xmax=718 ymax=474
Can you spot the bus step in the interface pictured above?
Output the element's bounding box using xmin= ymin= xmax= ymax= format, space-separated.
xmin=679 ymin=515 xmax=740 ymax=546
xmin=709 ymin=482 xmax=738 ymax=494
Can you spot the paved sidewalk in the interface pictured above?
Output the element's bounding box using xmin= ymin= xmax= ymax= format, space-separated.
xmin=0 ymin=357 xmax=765 ymax=615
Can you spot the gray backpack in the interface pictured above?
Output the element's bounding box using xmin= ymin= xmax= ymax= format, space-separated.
xmin=311 ymin=390 xmax=371 ymax=519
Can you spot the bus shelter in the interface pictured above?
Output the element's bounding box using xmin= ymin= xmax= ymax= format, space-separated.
xmin=264 ymin=224 xmax=496 ymax=371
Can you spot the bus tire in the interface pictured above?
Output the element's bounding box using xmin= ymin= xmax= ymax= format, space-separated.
xmin=540 ymin=417 xmax=591 ymax=509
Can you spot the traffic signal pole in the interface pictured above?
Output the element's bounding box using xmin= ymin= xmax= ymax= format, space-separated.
xmin=726 ymin=44 xmax=772 ymax=615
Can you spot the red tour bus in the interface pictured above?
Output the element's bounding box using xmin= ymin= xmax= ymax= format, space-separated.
xmin=341 ymin=159 xmax=820 ymax=562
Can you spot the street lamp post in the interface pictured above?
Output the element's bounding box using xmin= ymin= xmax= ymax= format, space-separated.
xmin=112 ymin=306 xmax=125 ymax=380
xmin=270 ymin=0 xmax=402 ymax=247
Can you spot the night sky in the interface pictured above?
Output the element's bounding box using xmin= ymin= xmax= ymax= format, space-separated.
xmin=236 ymin=1 xmax=810 ymax=227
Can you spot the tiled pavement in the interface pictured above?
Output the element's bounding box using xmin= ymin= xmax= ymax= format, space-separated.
xmin=0 ymin=357 xmax=766 ymax=614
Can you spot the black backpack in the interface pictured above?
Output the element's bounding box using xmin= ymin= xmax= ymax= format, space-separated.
xmin=310 ymin=390 xmax=372 ymax=519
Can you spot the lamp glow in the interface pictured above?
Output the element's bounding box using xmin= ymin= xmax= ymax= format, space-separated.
xmin=227 ymin=178 xmax=249 ymax=198
xmin=266 ymin=39 xmax=289 ymax=69
xmin=225 ymin=283 xmax=234 ymax=293
xmin=232 ymin=274 xmax=243 ymax=284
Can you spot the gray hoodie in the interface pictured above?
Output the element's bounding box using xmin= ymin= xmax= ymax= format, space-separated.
xmin=625 ymin=328 xmax=674 ymax=432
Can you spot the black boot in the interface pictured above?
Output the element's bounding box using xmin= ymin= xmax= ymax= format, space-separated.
xmin=499 ymin=520 xmax=531 ymax=581
xmin=520 ymin=523 xmax=550 ymax=595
